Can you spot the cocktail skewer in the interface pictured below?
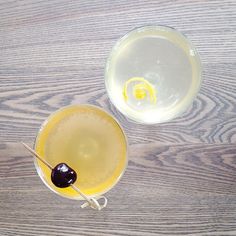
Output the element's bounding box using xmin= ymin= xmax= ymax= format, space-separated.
xmin=21 ymin=142 xmax=107 ymax=210
xmin=22 ymin=142 xmax=53 ymax=170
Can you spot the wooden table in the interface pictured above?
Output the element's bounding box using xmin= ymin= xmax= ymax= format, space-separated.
xmin=0 ymin=1 xmax=236 ymax=235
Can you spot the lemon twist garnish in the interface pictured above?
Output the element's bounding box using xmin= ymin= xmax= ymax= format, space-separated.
xmin=123 ymin=77 xmax=157 ymax=104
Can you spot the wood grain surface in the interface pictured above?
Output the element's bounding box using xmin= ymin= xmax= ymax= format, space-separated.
xmin=0 ymin=0 xmax=236 ymax=235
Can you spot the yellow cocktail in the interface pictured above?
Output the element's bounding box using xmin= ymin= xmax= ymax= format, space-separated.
xmin=34 ymin=105 xmax=127 ymax=199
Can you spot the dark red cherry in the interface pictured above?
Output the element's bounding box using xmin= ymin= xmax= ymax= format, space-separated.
xmin=51 ymin=163 xmax=77 ymax=188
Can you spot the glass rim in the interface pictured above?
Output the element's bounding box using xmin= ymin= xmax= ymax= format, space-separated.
xmin=34 ymin=104 xmax=128 ymax=200
xmin=104 ymin=25 xmax=202 ymax=124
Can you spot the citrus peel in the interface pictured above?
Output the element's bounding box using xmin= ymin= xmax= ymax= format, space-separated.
xmin=123 ymin=77 xmax=157 ymax=104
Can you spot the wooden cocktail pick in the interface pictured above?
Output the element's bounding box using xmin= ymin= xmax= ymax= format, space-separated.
xmin=21 ymin=142 xmax=107 ymax=210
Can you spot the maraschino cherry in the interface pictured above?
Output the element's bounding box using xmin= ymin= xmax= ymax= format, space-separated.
xmin=51 ymin=163 xmax=77 ymax=188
